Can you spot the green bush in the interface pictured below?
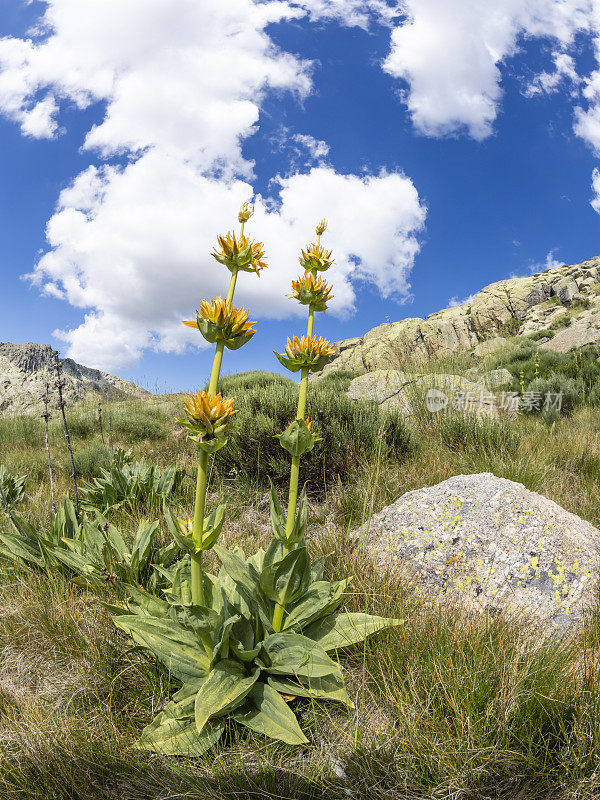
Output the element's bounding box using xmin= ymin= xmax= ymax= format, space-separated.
xmin=215 ymin=372 xmax=417 ymax=491
xmin=67 ymin=413 xmax=97 ymax=439
xmin=110 ymin=406 xmax=170 ymax=442
xmin=489 ymin=341 xmax=600 ymax=394
xmin=67 ymin=443 xmax=112 ymax=478
xmin=438 ymin=413 xmax=520 ymax=454
xmin=547 ymin=314 xmax=571 ymax=332
xmin=523 ymin=374 xmax=584 ymax=416
xmin=589 ymin=379 xmax=600 ymax=407
xmin=0 ymin=416 xmax=44 ymax=449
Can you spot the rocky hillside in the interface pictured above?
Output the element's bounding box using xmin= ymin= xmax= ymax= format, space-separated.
xmin=322 ymin=256 xmax=600 ymax=376
xmin=0 ymin=343 xmax=148 ymax=416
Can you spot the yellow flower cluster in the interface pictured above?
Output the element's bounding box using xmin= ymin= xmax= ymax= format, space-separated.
xmin=287 ymin=271 xmax=334 ymax=310
xmin=212 ymin=231 xmax=267 ymax=275
xmin=299 ymin=243 xmax=333 ymax=273
xmin=182 ymin=391 xmax=237 ymax=441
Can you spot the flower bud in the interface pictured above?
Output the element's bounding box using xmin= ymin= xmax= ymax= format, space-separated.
xmin=315 ymin=218 xmax=328 ymax=236
xmin=178 ymin=391 xmax=238 ymax=452
xmin=287 ymin=271 xmax=333 ymax=311
xmin=238 ymin=201 xmax=254 ymax=223
xmin=274 ymin=334 xmax=336 ymax=374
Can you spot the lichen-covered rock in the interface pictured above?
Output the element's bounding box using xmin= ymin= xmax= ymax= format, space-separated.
xmin=346 ymin=370 xmax=489 ymax=415
xmin=359 ymin=473 xmax=599 ymax=629
xmin=320 ymin=256 xmax=600 ymax=378
xmin=482 ymin=368 xmax=513 ymax=389
xmin=0 ymin=343 xmax=148 ymax=416
xmin=472 ymin=337 xmax=511 ymax=358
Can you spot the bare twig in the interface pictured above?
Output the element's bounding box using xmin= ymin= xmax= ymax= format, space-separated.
xmin=98 ymin=397 xmax=106 ymax=445
xmin=41 ymin=378 xmax=56 ymax=514
xmin=54 ymin=350 xmax=79 ymax=517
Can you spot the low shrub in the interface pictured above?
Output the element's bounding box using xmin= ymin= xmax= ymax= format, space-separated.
xmin=523 ymin=374 xmax=584 ymax=416
xmin=110 ymin=406 xmax=170 ymax=442
xmin=438 ymin=413 xmax=520 ymax=454
xmin=67 ymin=443 xmax=112 ymax=478
xmin=215 ymin=374 xmax=416 ymax=491
xmin=489 ymin=341 xmax=600 ymax=394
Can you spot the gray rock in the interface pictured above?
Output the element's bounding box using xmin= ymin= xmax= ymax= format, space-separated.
xmin=346 ymin=370 xmax=488 ymax=415
xmin=0 ymin=342 xmax=148 ymax=417
xmin=359 ymin=473 xmax=599 ymax=629
xmin=482 ymin=368 xmax=513 ymax=389
xmin=319 ymin=256 xmax=600 ymax=378
xmin=472 ymin=337 xmax=511 ymax=358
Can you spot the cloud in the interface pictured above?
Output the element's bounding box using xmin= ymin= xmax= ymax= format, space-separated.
xmin=0 ymin=0 xmax=427 ymax=370
xmin=31 ymin=159 xmax=425 ymax=370
xmin=0 ymin=0 xmax=311 ymax=172
xmin=448 ymin=293 xmax=475 ymax=308
xmin=382 ymin=0 xmax=590 ymax=139
xmin=590 ymin=167 xmax=600 ymax=213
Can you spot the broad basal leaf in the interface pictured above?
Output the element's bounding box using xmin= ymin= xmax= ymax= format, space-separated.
xmin=262 ymin=633 xmax=342 ymax=680
xmin=303 ymin=612 xmax=403 ymax=652
xmin=136 ymin=688 xmax=224 ymax=756
xmin=194 ymin=659 xmax=259 ymax=733
xmin=232 ymin=681 xmax=308 ymax=745
xmin=267 ymin=673 xmax=353 ymax=708
xmin=259 ymin=547 xmax=310 ymax=607
xmin=113 ymin=614 xmax=209 ymax=681
xmin=283 ymin=579 xmax=349 ymax=632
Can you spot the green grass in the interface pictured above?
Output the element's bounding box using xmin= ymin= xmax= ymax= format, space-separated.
xmin=3 ymin=369 xmax=600 ymax=797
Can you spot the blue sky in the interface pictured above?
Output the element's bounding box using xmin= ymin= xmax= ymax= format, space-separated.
xmin=1 ymin=0 xmax=600 ymax=393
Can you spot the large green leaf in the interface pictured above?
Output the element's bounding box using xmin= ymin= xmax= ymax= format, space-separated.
xmin=283 ymin=578 xmax=349 ymax=632
xmin=259 ymin=547 xmax=310 ymax=606
xmin=262 ymin=633 xmax=342 ymax=680
xmin=113 ymin=614 xmax=209 ymax=681
xmin=130 ymin=519 xmax=158 ymax=576
xmin=135 ymin=688 xmax=225 ymax=756
xmin=0 ymin=532 xmax=45 ymax=568
xmin=194 ymin=660 xmax=259 ymax=732
xmin=232 ymin=681 xmax=308 ymax=745
xmin=267 ymin=673 xmax=353 ymax=707
xmin=126 ymin=585 xmax=170 ymax=617
xmin=303 ymin=612 xmax=403 ymax=652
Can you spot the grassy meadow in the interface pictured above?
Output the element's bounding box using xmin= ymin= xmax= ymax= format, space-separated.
xmin=3 ymin=346 xmax=600 ymax=799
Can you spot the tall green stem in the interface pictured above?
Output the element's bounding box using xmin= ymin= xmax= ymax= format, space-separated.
xmin=189 ymin=255 xmax=241 ymax=653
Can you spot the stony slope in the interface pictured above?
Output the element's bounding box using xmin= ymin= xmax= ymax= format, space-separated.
xmin=322 ymin=256 xmax=600 ymax=376
xmin=0 ymin=343 xmax=148 ymax=416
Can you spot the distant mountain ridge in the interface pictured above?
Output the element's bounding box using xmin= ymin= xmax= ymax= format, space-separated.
xmin=0 ymin=342 xmax=148 ymax=416
xmin=321 ymin=256 xmax=600 ymax=376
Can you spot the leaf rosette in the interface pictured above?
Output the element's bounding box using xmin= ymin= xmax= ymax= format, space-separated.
xmin=183 ymin=297 xmax=256 ymax=350
xmin=274 ymin=335 xmax=336 ymax=374
xmin=112 ymin=537 xmax=402 ymax=756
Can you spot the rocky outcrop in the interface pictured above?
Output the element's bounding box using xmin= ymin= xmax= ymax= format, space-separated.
xmin=321 ymin=257 xmax=600 ymax=376
xmin=358 ymin=473 xmax=599 ymax=630
xmin=0 ymin=343 xmax=148 ymax=416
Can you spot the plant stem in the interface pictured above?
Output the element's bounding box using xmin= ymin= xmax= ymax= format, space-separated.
xmin=42 ymin=379 xmax=56 ymax=515
xmin=272 ymin=364 xmax=310 ymax=632
xmin=54 ymin=352 xmax=79 ymax=518
xmin=189 ymin=261 xmax=241 ymax=651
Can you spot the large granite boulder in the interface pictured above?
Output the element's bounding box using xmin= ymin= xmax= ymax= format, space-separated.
xmin=359 ymin=473 xmax=599 ymax=630
xmin=346 ymin=370 xmax=496 ymax=416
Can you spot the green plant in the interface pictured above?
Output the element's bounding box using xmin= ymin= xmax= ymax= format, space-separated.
xmin=112 ymin=215 xmax=400 ymax=755
xmin=0 ymin=465 xmax=26 ymax=506
xmin=522 ymin=374 xmax=584 ymax=416
xmin=215 ymin=375 xmax=415 ymax=490
xmin=80 ymin=459 xmax=185 ymax=514
xmin=68 ymin=443 xmax=112 ymax=479
xmin=0 ymin=497 xmax=176 ymax=594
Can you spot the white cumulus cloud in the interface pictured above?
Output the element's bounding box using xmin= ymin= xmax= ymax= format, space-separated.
xmin=0 ymin=0 xmax=427 ymax=370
